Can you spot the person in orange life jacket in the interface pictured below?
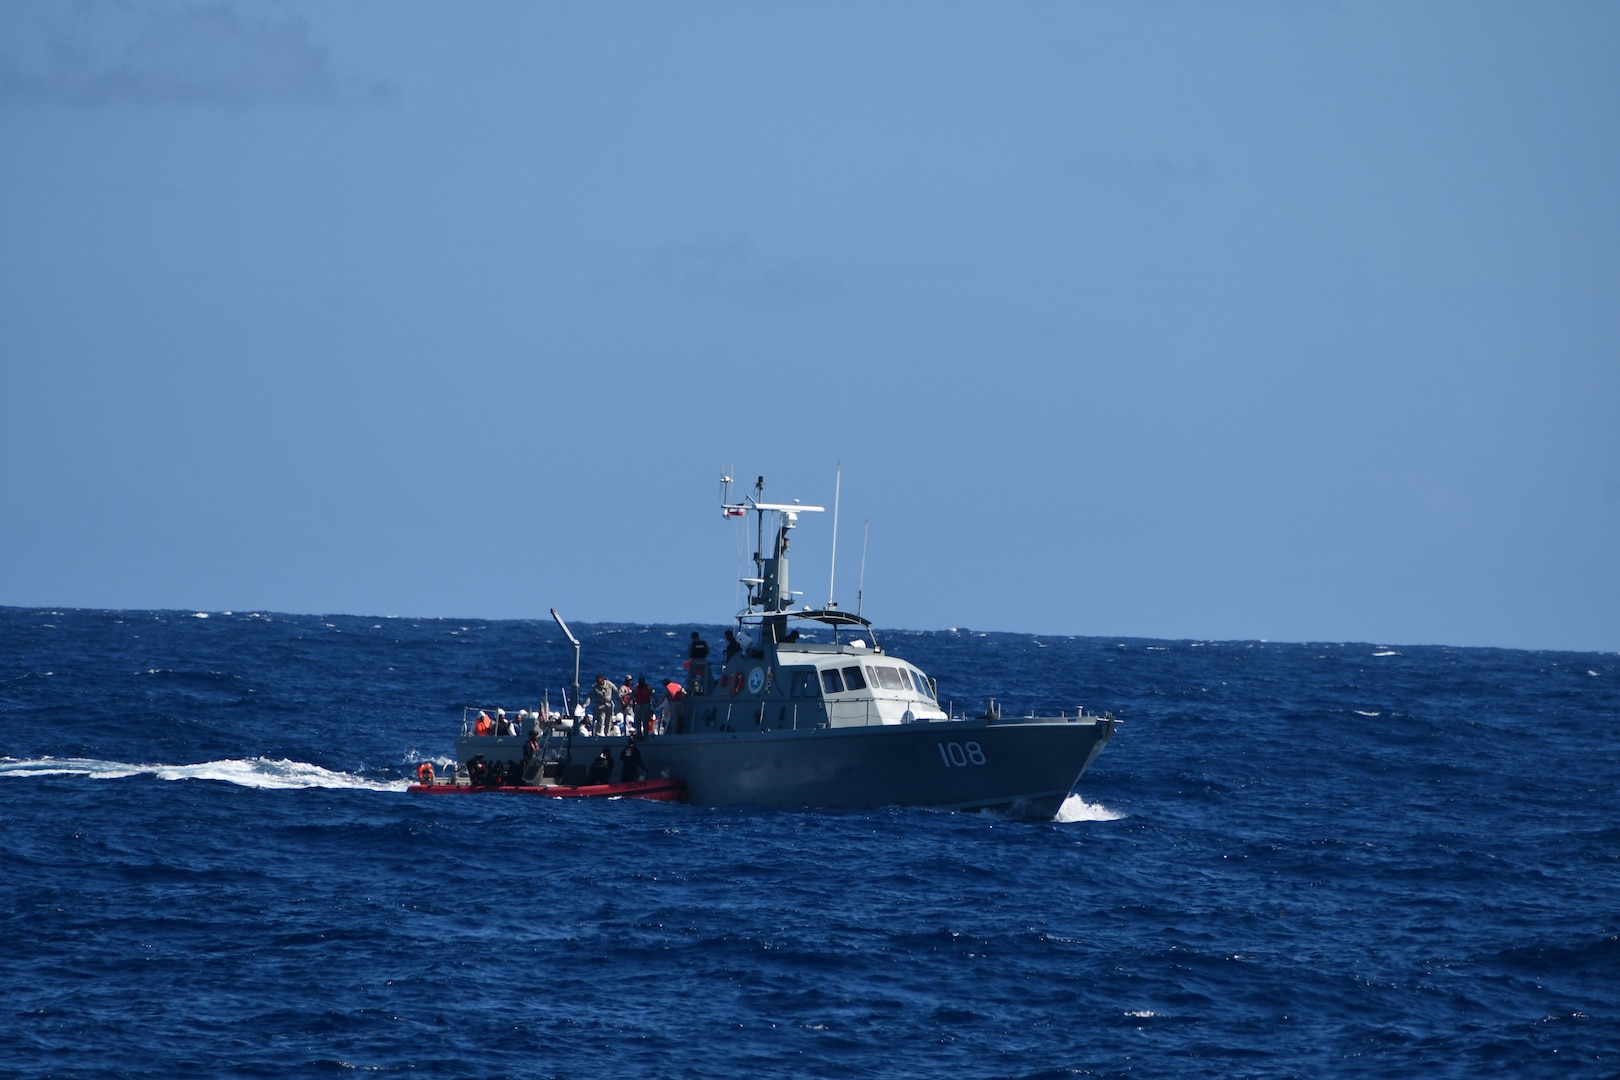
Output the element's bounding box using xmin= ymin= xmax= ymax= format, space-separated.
xmin=659 ymin=681 xmax=685 ymax=734
xmin=474 ymin=711 xmax=492 ymax=736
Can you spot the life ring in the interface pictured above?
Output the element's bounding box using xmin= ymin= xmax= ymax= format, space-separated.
xmin=416 ymin=762 xmax=434 ymax=784
xmin=730 ymin=671 xmax=744 ymax=696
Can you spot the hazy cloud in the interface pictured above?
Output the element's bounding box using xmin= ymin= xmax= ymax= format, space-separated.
xmin=599 ymin=237 xmax=842 ymax=308
xmin=0 ymin=5 xmax=395 ymax=109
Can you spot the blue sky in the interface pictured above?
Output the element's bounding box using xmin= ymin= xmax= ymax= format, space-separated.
xmin=3 ymin=1 xmax=1617 ymax=652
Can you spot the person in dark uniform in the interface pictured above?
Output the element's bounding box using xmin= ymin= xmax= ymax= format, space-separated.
xmin=520 ymin=731 xmax=541 ymax=781
xmin=585 ymin=749 xmax=614 ymax=785
xmin=619 ymin=736 xmax=644 ymax=784
xmin=687 ymin=632 xmax=710 ymax=693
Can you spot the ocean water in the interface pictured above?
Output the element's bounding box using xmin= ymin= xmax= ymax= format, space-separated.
xmin=2 ymin=606 xmax=1616 ymax=1079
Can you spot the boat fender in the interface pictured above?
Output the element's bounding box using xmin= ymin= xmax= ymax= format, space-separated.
xmin=416 ymin=762 xmax=434 ymax=784
xmin=730 ymin=671 xmax=744 ymax=696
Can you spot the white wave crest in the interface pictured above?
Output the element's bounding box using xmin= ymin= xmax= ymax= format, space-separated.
xmin=0 ymin=756 xmax=408 ymax=792
xmin=1055 ymin=794 xmax=1122 ymax=822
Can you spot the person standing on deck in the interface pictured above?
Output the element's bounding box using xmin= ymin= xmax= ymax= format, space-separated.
xmin=617 ymin=676 xmax=634 ymax=725
xmin=659 ymin=681 xmax=684 ymax=734
xmin=588 ymin=675 xmax=616 ymax=736
xmin=687 ymin=632 xmax=710 ymax=693
xmin=632 ymin=676 xmax=653 ymax=734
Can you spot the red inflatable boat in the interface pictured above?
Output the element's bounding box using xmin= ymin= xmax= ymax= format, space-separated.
xmin=408 ymin=776 xmax=685 ymax=802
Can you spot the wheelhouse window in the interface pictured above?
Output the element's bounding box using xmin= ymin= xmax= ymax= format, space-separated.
xmin=820 ymin=668 xmax=845 ymax=694
xmin=841 ymin=666 xmax=867 ymax=690
xmin=791 ymin=670 xmax=819 ymax=698
xmin=910 ymin=668 xmax=936 ymax=699
xmin=874 ymin=665 xmax=905 ymax=690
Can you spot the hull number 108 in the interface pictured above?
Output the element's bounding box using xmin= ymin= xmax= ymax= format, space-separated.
xmin=937 ymin=741 xmax=986 ymax=767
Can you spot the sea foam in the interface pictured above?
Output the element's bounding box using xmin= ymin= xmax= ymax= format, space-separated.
xmin=1056 ymin=793 xmax=1123 ymax=822
xmin=0 ymin=756 xmax=408 ymax=792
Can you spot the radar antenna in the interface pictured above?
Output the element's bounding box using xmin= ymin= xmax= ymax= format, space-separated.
xmin=718 ymin=474 xmax=825 ymax=614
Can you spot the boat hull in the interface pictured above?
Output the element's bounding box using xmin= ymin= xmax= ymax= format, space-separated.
xmin=645 ymin=716 xmax=1113 ymax=818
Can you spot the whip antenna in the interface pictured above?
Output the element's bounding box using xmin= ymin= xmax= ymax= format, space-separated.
xmin=856 ymin=519 xmax=869 ymax=619
xmin=827 ymin=462 xmax=841 ymax=608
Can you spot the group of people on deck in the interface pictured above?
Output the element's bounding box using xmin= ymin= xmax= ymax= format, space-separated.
xmin=585 ymin=672 xmax=684 ymax=737
xmin=472 ymin=707 xmax=533 ymax=737
xmin=684 ymin=630 xmax=735 ymax=694
xmin=681 ymin=626 xmax=792 ymax=694
xmin=571 ymin=626 xmax=745 ymax=733
xmin=474 ymin=629 xmax=767 ymax=741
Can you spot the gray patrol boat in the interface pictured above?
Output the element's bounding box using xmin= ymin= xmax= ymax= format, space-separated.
xmin=453 ymin=476 xmax=1115 ymax=819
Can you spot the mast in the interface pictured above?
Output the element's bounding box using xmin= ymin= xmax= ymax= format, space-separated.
xmin=753 ymin=475 xmax=766 ymax=597
xmin=719 ymin=477 xmax=824 ymax=622
xmin=716 ymin=471 xmax=877 ymax=649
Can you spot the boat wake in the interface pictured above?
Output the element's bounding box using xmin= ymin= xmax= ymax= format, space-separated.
xmin=0 ymin=756 xmax=409 ymax=792
xmin=1056 ymin=794 xmax=1123 ymax=822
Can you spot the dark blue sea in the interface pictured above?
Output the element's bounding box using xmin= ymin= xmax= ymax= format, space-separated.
xmin=2 ymin=607 xmax=1616 ymax=1079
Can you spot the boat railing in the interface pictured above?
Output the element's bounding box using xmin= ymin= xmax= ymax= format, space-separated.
xmin=459 ymin=705 xmax=569 ymax=736
xmin=936 ymin=704 xmax=1115 ymax=724
xmin=686 ymin=696 xmax=1110 ymax=732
